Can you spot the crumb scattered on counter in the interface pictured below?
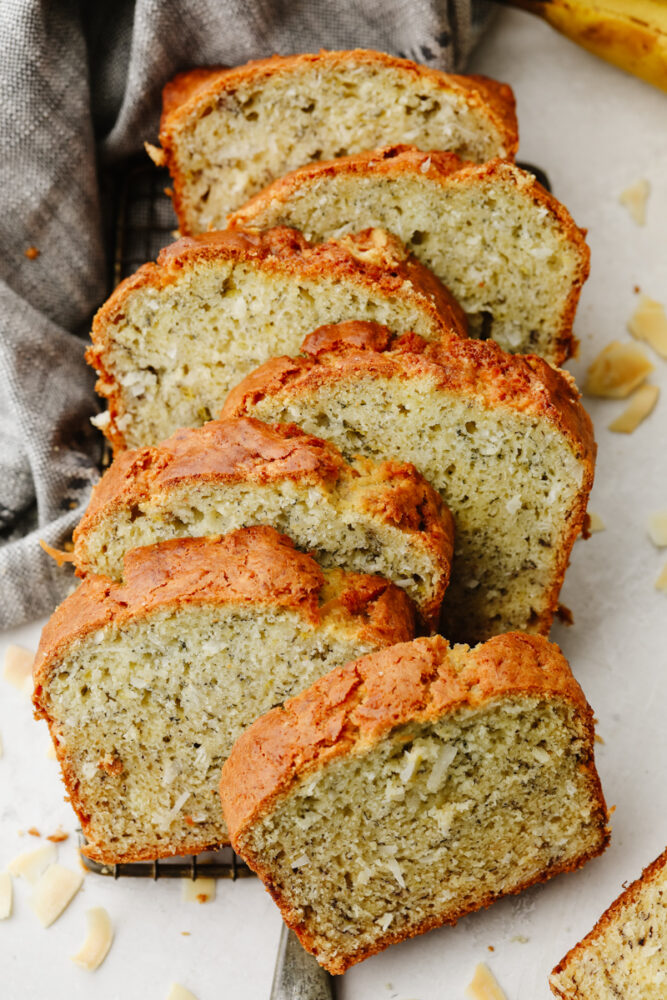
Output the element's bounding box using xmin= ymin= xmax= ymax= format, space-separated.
xmin=619 ymin=178 xmax=650 ymax=225
xmin=628 ymin=295 xmax=667 ymax=359
xmin=608 ymin=384 xmax=659 ymax=433
xmin=27 ymin=827 xmax=41 ymax=838
xmin=465 ymin=962 xmax=508 ymax=1000
xmin=24 ymin=245 xmax=40 ymax=260
xmin=511 ymin=934 xmax=529 ymax=943
xmin=46 ymin=828 xmax=69 ymax=843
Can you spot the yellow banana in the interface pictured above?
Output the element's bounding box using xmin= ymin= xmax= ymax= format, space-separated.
xmin=501 ymin=0 xmax=667 ymax=92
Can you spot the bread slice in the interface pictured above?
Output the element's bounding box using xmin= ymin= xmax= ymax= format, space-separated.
xmin=222 ymin=321 xmax=596 ymax=643
xmin=550 ymin=846 xmax=667 ymax=999
xmin=73 ymin=417 xmax=454 ymax=632
xmin=220 ymin=632 xmax=609 ymax=974
xmin=229 ymin=146 xmax=590 ymax=364
xmin=32 ymin=527 xmax=416 ymax=863
xmin=154 ymin=49 xmax=518 ymax=234
xmin=87 ymin=226 xmax=466 ymax=452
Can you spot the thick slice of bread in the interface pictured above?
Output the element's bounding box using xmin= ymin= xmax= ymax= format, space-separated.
xmin=155 ymin=49 xmax=518 ymax=234
xmin=73 ymin=417 xmax=454 ymax=632
xmin=222 ymin=321 xmax=596 ymax=643
xmin=229 ymin=146 xmax=590 ymax=364
xmin=221 ymin=632 xmax=609 ymax=974
xmin=32 ymin=527 xmax=416 ymax=863
xmin=550 ymin=846 xmax=667 ymax=999
xmin=87 ymin=226 xmax=466 ymax=452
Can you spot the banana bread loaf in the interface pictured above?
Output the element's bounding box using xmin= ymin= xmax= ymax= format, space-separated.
xmin=87 ymin=226 xmax=466 ymax=452
xmin=550 ymin=846 xmax=667 ymax=999
xmin=222 ymin=321 xmax=596 ymax=643
xmin=229 ymin=146 xmax=590 ymax=364
xmin=32 ymin=527 xmax=416 ymax=863
xmin=220 ymin=632 xmax=609 ymax=974
xmin=73 ymin=417 xmax=454 ymax=632
xmin=154 ymin=49 xmax=518 ymax=233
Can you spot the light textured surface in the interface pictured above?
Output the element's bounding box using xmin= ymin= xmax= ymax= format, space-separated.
xmin=1 ymin=11 xmax=666 ymax=999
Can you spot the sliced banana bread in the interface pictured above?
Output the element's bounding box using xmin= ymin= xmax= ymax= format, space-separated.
xmin=550 ymin=846 xmax=667 ymax=999
xmin=222 ymin=321 xmax=596 ymax=643
xmin=32 ymin=527 xmax=416 ymax=863
xmin=229 ymin=146 xmax=590 ymax=364
xmin=87 ymin=226 xmax=466 ymax=452
xmin=220 ymin=632 xmax=609 ymax=974
xmin=154 ymin=49 xmax=518 ymax=233
xmin=73 ymin=417 xmax=454 ymax=632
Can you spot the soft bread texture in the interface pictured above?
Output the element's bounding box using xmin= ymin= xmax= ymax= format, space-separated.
xmin=220 ymin=633 xmax=609 ymax=974
xmin=156 ymin=49 xmax=518 ymax=233
xmin=229 ymin=146 xmax=590 ymax=364
xmin=222 ymin=321 xmax=596 ymax=643
xmin=550 ymin=846 xmax=667 ymax=999
xmin=32 ymin=528 xmax=416 ymax=862
xmin=73 ymin=417 xmax=454 ymax=632
xmin=87 ymin=226 xmax=466 ymax=452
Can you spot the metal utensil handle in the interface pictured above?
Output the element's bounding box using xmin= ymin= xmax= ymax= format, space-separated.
xmin=270 ymin=925 xmax=335 ymax=1000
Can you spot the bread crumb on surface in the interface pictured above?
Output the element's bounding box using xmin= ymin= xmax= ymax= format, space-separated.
xmin=618 ymin=178 xmax=650 ymax=225
xmin=39 ymin=538 xmax=75 ymax=567
xmin=608 ymin=384 xmax=659 ymax=433
xmin=0 ymin=872 xmax=12 ymax=919
xmin=628 ymin=295 xmax=667 ymax=359
xmin=27 ymin=827 xmax=41 ymax=838
xmin=181 ymin=877 xmax=216 ymax=904
xmin=647 ymin=511 xmax=667 ymax=547
xmin=71 ymin=906 xmax=114 ymax=971
xmin=166 ymin=985 xmax=199 ymax=1000
xmin=24 ymin=245 xmax=40 ymax=259
xmin=465 ymin=962 xmax=508 ymax=1000
xmin=144 ymin=141 xmax=167 ymax=167
xmin=584 ymin=341 xmax=653 ymax=399
xmin=3 ymin=644 xmax=35 ymax=694
xmin=655 ymin=562 xmax=667 ymax=592
xmin=46 ymin=828 xmax=69 ymax=843
xmin=587 ymin=512 xmax=606 ymax=533
xmin=30 ymin=864 xmax=83 ymax=927
xmin=8 ymin=844 xmax=57 ymax=884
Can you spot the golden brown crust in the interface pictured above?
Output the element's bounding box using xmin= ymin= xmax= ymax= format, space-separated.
xmin=33 ymin=527 xmax=416 ymax=701
xmin=87 ymin=227 xmax=466 ymax=454
xmin=157 ymin=51 xmax=518 ymax=233
xmin=222 ymin=322 xmax=596 ymax=476
xmin=72 ymin=416 xmax=454 ymax=631
xmin=549 ymin=846 xmax=667 ymax=998
xmin=220 ymin=633 xmax=609 ymax=972
xmin=229 ymin=146 xmax=590 ymax=365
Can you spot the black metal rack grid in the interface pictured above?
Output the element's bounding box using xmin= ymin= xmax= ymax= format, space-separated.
xmin=83 ymin=158 xmax=252 ymax=882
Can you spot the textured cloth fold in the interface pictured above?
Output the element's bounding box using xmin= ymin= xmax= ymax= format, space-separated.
xmin=0 ymin=0 xmax=491 ymax=628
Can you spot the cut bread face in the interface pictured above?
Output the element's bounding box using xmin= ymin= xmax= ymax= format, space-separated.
xmin=73 ymin=418 xmax=454 ymax=632
xmin=229 ymin=147 xmax=590 ymax=364
xmin=222 ymin=322 xmax=595 ymax=644
xmin=87 ymin=227 xmax=466 ymax=452
xmin=550 ymin=846 xmax=667 ymax=999
xmin=221 ymin=633 xmax=609 ymax=974
xmin=32 ymin=528 xmax=416 ymax=863
xmin=156 ymin=49 xmax=518 ymax=233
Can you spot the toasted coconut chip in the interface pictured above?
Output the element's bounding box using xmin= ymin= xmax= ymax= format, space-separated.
xmin=466 ymin=963 xmax=508 ymax=1000
xmin=39 ymin=539 xmax=75 ymax=567
xmin=3 ymin=644 xmax=34 ymax=694
xmin=144 ymin=141 xmax=167 ymax=167
xmin=619 ymin=178 xmax=650 ymax=225
xmin=609 ymin=384 xmax=659 ymax=433
xmin=181 ymin=878 xmax=216 ymax=904
xmin=628 ymin=295 xmax=667 ymax=359
xmin=9 ymin=844 xmax=57 ymax=884
xmin=71 ymin=907 xmax=114 ymax=971
xmin=587 ymin=512 xmax=606 ymax=533
xmin=647 ymin=511 xmax=667 ymax=547
xmin=0 ymin=872 xmax=12 ymax=919
xmin=656 ymin=562 xmax=667 ymax=592
xmin=166 ymin=985 xmax=199 ymax=1000
xmin=584 ymin=341 xmax=653 ymax=398
xmin=30 ymin=864 xmax=83 ymax=927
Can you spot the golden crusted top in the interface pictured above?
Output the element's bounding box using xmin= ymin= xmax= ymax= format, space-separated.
xmin=221 ymin=321 xmax=596 ymax=468
xmin=33 ymin=527 xmax=416 ymax=700
xmin=220 ymin=632 xmax=601 ymax=840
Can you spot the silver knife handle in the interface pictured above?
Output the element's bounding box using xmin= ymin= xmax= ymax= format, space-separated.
xmin=270 ymin=925 xmax=335 ymax=1000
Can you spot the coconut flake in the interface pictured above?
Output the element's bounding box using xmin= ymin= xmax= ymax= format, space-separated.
xmin=465 ymin=962 xmax=508 ymax=1000
xmin=71 ymin=907 xmax=114 ymax=970
xmin=619 ymin=178 xmax=650 ymax=225
xmin=0 ymin=872 xmax=12 ymax=919
xmin=9 ymin=844 xmax=58 ymax=884
xmin=30 ymin=864 xmax=83 ymax=927
xmin=182 ymin=878 xmax=216 ymax=903
xmin=166 ymin=985 xmax=199 ymax=1000
xmin=385 ymin=857 xmax=406 ymax=889
xmin=377 ymin=912 xmax=394 ymax=931
xmin=426 ymin=745 xmax=457 ymax=793
xmin=647 ymin=511 xmax=667 ymax=547
xmin=3 ymin=645 xmax=34 ymax=693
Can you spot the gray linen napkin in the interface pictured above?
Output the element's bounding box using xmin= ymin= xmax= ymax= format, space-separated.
xmin=0 ymin=0 xmax=492 ymax=628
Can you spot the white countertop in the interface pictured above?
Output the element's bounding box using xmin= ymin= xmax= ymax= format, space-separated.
xmin=2 ymin=9 xmax=666 ymax=998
